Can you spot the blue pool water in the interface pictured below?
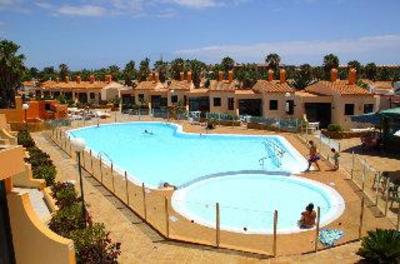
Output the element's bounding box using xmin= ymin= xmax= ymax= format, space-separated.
xmin=69 ymin=122 xmax=344 ymax=233
xmin=172 ymin=173 xmax=344 ymax=234
xmin=69 ymin=122 xmax=308 ymax=188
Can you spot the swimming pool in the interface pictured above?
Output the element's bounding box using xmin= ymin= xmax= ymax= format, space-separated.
xmin=172 ymin=172 xmax=344 ymax=234
xmin=68 ymin=122 xmax=344 ymax=233
xmin=69 ymin=122 xmax=309 ymax=188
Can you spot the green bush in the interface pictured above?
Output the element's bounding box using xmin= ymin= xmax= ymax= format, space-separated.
xmin=17 ymin=129 xmax=35 ymax=148
xmin=33 ymin=165 xmax=56 ymax=186
xmin=49 ymin=203 xmax=85 ymax=237
xmin=357 ymin=229 xmax=400 ymax=263
xmin=51 ymin=182 xmax=78 ymax=209
xmin=70 ymin=223 xmax=121 ymax=264
xmin=327 ymin=124 xmax=343 ymax=132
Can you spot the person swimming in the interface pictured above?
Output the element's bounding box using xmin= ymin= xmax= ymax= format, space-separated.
xmin=144 ymin=129 xmax=153 ymax=135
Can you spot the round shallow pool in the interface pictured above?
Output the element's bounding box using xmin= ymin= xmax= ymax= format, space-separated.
xmin=172 ymin=172 xmax=345 ymax=234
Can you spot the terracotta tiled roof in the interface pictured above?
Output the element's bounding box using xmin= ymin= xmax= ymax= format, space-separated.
xmin=306 ymin=80 xmax=371 ymax=95
xmin=168 ymin=80 xmax=192 ymax=91
xmin=252 ymin=80 xmax=294 ymax=94
xmin=208 ymin=80 xmax=237 ymax=92
xmin=371 ymin=81 xmax=393 ymax=90
xmin=40 ymin=80 xmax=113 ymax=90
xmin=22 ymin=80 xmax=37 ymax=87
xmin=134 ymin=81 xmax=166 ymax=91
xmin=235 ymin=89 xmax=257 ymax=95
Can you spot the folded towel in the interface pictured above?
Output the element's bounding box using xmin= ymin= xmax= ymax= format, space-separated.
xmin=319 ymin=229 xmax=344 ymax=247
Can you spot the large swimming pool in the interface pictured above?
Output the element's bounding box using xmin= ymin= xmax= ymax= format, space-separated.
xmin=69 ymin=122 xmax=308 ymax=188
xmin=69 ymin=122 xmax=344 ymax=233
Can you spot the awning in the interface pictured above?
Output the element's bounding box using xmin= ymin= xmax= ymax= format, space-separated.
xmin=378 ymin=107 xmax=400 ymax=119
xmin=350 ymin=112 xmax=381 ymax=125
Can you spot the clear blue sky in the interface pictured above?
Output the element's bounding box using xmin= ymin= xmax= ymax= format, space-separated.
xmin=1 ymin=0 xmax=399 ymax=69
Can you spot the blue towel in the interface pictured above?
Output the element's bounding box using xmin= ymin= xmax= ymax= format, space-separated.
xmin=319 ymin=229 xmax=344 ymax=247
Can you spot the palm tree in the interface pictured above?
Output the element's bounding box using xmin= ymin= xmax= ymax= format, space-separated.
xmin=58 ymin=63 xmax=69 ymax=81
xmin=123 ymin=60 xmax=137 ymax=86
xmin=221 ymin=56 xmax=235 ymax=73
xmin=154 ymin=59 xmax=169 ymax=83
xmin=0 ymin=39 xmax=26 ymax=108
xmin=292 ymin=64 xmax=313 ymax=89
xmin=265 ymin=53 xmax=281 ymax=71
xmin=138 ymin=58 xmax=151 ymax=82
xmin=169 ymin=58 xmax=185 ymax=80
xmin=365 ymin=63 xmax=377 ymax=81
xmin=323 ymin=54 xmax=339 ymax=80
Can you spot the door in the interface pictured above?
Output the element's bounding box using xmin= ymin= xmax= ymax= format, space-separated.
xmin=239 ymin=99 xmax=262 ymax=116
xmin=0 ymin=181 xmax=15 ymax=264
xmin=304 ymin=103 xmax=332 ymax=128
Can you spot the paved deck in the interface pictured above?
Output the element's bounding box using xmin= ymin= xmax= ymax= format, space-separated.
xmin=31 ymin=119 xmax=384 ymax=264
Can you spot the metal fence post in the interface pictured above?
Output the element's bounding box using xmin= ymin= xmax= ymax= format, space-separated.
xmin=375 ymin=172 xmax=380 ymax=206
xmin=111 ymin=162 xmax=115 ymax=192
xmin=397 ymin=201 xmax=400 ymax=231
xmin=142 ymin=183 xmax=147 ymax=220
xmin=314 ymin=207 xmax=321 ymax=252
xmin=385 ymin=182 xmax=390 ymax=216
xmin=362 ymin=161 xmax=367 ymax=193
xmin=124 ymin=171 xmax=130 ymax=205
xmin=216 ymin=202 xmax=220 ymax=248
xmin=358 ymin=197 xmax=365 ymax=239
xmin=165 ymin=197 xmax=170 ymax=238
xmin=90 ymin=150 xmax=93 ymax=172
xmin=100 ymin=156 xmax=103 ymax=183
xmin=351 ymin=151 xmax=355 ymax=180
xmin=273 ymin=210 xmax=278 ymax=257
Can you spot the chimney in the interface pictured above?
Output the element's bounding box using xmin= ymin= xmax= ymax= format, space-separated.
xmin=65 ymin=76 xmax=70 ymax=83
xmin=348 ymin=68 xmax=357 ymax=85
xmin=76 ymin=75 xmax=81 ymax=84
xmin=154 ymin=72 xmax=159 ymax=83
xmin=228 ymin=70 xmax=234 ymax=83
xmin=268 ymin=69 xmax=274 ymax=82
xmin=330 ymin=68 xmax=338 ymax=82
xmin=218 ymin=71 xmax=224 ymax=82
xmin=279 ymin=69 xmax=286 ymax=84
xmin=179 ymin=72 xmax=185 ymax=81
xmin=187 ymin=71 xmax=192 ymax=82
xmin=105 ymin=74 xmax=112 ymax=84
xmin=56 ymin=77 xmax=60 ymax=83
xmin=89 ymin=75 xmax=95 ymax=84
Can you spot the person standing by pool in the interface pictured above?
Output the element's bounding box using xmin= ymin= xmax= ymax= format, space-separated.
xmin=305 ymin=140 xmax=321 ymax=172
xmin=298 ymin=203 xmax=317 ymax=228
xmin=331 ymin=148 xmax=340 ymax=171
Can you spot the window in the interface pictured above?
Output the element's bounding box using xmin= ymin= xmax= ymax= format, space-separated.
xmin=45 ymin=103 xmax=51 ymax=111
xmin=90 ymin=93 xmax=95 ymax=99
xmin=269 ymin=100 xmax=278 ymax=110
xmin=171 ymin=95 xmax=178 ymax=104
xmin=344 ymin=104 xmax=354 ymax=115
xmin=213 ymin=97 xmax=221 ymax=107
xmin=286 ymin=100 xmax=294 ymax=115
xmin=138 ymin=94 xmax=144 ymax=103
xmin=228 ymin=97 xmax=234 ymax=110
xmin=364 ymin=104 xmax=374 ymax=113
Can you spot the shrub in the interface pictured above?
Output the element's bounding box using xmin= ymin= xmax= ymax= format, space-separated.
xmin=357 ymin=229 xmax=400 ymax=263
xmin=70 ymin=223 xmax=121 ymax=264
xmin=327 ymin=124 xmax=343 ymax=132
xmin=49 ymin=203 xmax=86 ymax=237
xmin=32 ymin=164 xmax=56 ymax=186
xmin=17 ymin=129 xmax=35 ymax=148
xmin=51 ymin=182 xmax=78 ymax=209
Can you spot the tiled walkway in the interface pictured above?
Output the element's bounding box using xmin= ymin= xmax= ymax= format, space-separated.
xmin=32 ymin=127 xmax=366 ymax=263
